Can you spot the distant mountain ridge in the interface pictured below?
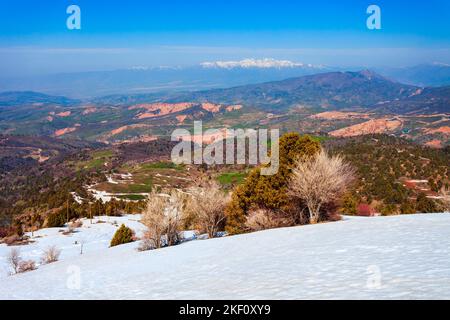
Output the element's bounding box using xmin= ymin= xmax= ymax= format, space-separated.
xmin=0 ymin=91 xmax=78 ymax=107
xmin=171 ymin=70 xmax=419 ymax=112
xmin=200 ymin=58 xmax=325 ymax=69
xmin=1 ymin=70 xmax=448 ymax=115
xmin=0 ymin=62 xmax=334 ymax=99
xmin=2 ymin=62 xmax=450 ymax=99
xmin=377 ymin=63 xmax=450 ymax=87
xmin=373 ymin=86 xmax=450 ymax=114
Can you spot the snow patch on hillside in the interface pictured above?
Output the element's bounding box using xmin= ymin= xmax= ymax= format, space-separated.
xmin=1 ymin=214 xmax=450 ymax=299
xmin=0 ymin=215 xmax=146 ymax=278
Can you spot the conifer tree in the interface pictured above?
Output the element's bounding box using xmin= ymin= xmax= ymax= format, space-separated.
xmin=225 ymin=133 xmax=320 ymax=234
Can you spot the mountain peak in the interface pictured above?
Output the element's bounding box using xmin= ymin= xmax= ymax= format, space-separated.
xmin=353 ymin=69 xmax=389 ymax=81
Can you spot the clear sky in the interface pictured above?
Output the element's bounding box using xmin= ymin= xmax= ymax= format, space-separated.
xmin=0 ymin=0 xmax=449 ymax=76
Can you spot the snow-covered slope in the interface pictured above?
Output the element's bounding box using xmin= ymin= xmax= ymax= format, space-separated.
xmin=1 ymin=214 xmax=450 ymax=300
xmin=0 ymin=215 xmax=147 ymax=279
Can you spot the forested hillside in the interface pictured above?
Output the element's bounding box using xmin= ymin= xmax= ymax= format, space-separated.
xmin=1 ymin=134 xmax=448 ymax=237
xmin=327 ymin=135 xmax=449 ymax=214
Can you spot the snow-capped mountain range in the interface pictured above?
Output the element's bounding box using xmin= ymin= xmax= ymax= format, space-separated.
xmin=0 ymin=59 xmax=334 ymax=98
xmin=200 ymin=58 xmax=325 ymax=69
xmin=1 ymin=60 xmax=449 ymax=98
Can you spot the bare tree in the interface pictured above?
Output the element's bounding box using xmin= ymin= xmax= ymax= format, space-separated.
xmin=187 ymin=183 xmax=230 ymax=238
xmin=41 ymin=246 xmax=61 ymax=264
xmin=289 ymin=150 xmax=355 ymax=224
xmin=141 ymin=192 xmax=168 ymax=249
xmin=7 ymin=248 xmax=21 ymax=275
xmin=7 ymin=248 xmax=37 ymax=275
xmin=141 ymin=190 xmax=185 ymax=249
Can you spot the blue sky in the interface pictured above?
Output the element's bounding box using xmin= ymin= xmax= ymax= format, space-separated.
xmin=0 ymin=0 xmax=449 ymax=76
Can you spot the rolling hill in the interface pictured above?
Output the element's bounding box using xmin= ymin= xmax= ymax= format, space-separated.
xmin=0 ymin=91 xmax=78 ymax=107
xmin=0 ymin=71 xmax=448 ymax=146
xmin=373 ymin=86 xmax=450 ymax=114
xmin=378 ymin=63 xmax=450 ymax=87
xmin=172 ymin=70 xmax=419 ymax=112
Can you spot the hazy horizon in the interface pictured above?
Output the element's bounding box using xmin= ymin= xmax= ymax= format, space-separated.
xmin=0 ymin=0 xmax=449 ymax=77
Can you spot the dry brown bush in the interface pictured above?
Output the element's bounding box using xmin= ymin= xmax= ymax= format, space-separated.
xmin=41 ymin=246 xmax=61 ymax=264
xmin=69 ymin=220 xmax=83 ymax=229
xmin=4 ymin=234 xmax=22 ymax=246
xmin=137 ymin=238 xmax=155 ymax=252
xmin=166 ymin=190 xmax=185 ymax=246
xmin=289 ymin=150 xmax=355 ymax=224
xmin=141 ymin=190 xmax=185 ymax=249
xmin=6 ymin=248 xmax=36 ymax=274
xmin=17 ymin=260 xmax=36 ymax=273
xmin=141 ymin=193 xmax=167 ymax=249
xmin=186 ymin=183 xmax=230 ymax=238
xmin=245 ymin=207 xmax=295 ymax=232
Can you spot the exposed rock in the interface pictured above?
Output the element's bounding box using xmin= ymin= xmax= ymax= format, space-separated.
xmin=330 ymin=118 xmax=402 ymax=137
xmin=54 ymin=127 xmax=77 ymax=137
